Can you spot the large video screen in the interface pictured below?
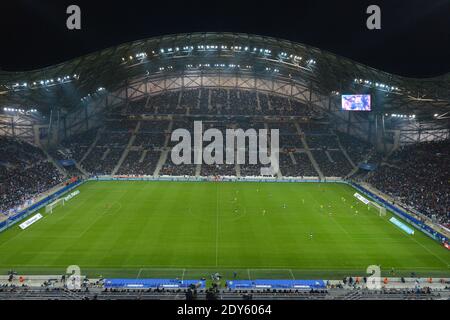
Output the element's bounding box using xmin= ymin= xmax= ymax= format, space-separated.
xmin=341 ymin=94 xmax=371 ymax=111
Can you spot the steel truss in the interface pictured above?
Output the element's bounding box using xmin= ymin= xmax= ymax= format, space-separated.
xmin=0 ymin=32 xmax=447 ymax=147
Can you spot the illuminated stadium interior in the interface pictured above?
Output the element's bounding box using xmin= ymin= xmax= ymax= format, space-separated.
xmin=0 ymin=32 xmax=449 ymax=300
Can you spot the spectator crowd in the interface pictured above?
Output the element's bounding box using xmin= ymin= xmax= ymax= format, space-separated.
xmin=368 ymin=140 xmax=449 ymax=225
xmin=0 ymin=137 xmax=64 ymax=216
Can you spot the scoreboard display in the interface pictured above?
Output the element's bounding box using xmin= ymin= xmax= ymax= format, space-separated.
xmin=341 ymin=94 xmax=371 ymax=111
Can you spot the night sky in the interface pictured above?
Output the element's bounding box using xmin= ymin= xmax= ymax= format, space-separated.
xmin=1 ymin=0 xmax=449 ymax=78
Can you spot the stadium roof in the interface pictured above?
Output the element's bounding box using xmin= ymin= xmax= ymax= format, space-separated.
xmin=0 ymin=32 xmax=449 ymax=123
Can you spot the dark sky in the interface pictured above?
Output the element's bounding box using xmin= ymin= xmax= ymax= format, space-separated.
xmin=1 ymin=0 xmax=449 ymax=78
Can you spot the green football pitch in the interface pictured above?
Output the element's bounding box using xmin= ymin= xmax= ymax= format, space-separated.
xmin=0 ymin=181 xmax=448 ymax=280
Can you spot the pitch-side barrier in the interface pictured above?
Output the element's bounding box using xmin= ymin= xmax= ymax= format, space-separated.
xmin=0 ymin=179 xmax=85 ymax=233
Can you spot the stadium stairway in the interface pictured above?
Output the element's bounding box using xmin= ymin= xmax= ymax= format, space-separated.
xmin=139 ymin=149 xmax=148 ymax=163
xmin=277 ymin=164 xmax=282 ymax=178
xmin=112 ymin=121 xmax=140 ymax=175
xmin=80 ymin=127 xmax=102 ymax=164
xmin=42 ymin=148 xmax=68 ymax=178
xmin=75 ymin=161 xmax=89 ymax=176
xmin=264 ymin=122 xmax=283 ymax=178
xmin=289 ymin=152 xmax=297 ymax=164
xmin=335 ymin=131 xmax=357 ymax=169
xmin=154 ymin=149 xmax=169 ymax=176
xmin=345 ymin=165 xmax=360 ymax=179
xmin=166 ymin=120 xmax=174 ymax=141
xmin=325 ymin=150 xmax=334 ymax=162
xmin=101 ymin=148 xmax=110 ymax=160
xmin=293 ymin=121 xmax=302 ymax=136
xmin=300 ymin=135 xmax=324 ymax=180
xmin=195 ymin=164 xmax=201 ymax=177
xmin=154 ymin=120 xmax=174 ymax=176
xmin=50 ymin=146 xmax=89 ymax=177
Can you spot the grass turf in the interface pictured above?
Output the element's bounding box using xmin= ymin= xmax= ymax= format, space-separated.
xmin=0 ymin=180 xmax=448 ymax=280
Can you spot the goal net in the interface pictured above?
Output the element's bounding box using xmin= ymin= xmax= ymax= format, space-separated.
xmin=45 ymin=198 xmax=65 ymax=213
xmin=367 ymin=201 xmax=386 ymax=217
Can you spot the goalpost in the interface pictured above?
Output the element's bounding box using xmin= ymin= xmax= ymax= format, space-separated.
xmin=45 ymin=198 xmax=65 ymax=213
xmin=354 ymin=192 xmax=386 ymax=217
xmin=367 ymin=201 xmax=386 ymax=217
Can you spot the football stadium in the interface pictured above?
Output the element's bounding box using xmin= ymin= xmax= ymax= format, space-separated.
xmin=0 ymin=32 xmax=449 ymax=300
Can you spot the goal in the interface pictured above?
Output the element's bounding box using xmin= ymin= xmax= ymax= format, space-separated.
xmin=367 ymin=201 xmax=386 ymax=217
xmin=45 ymin=198 xmax=65 ymax=213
